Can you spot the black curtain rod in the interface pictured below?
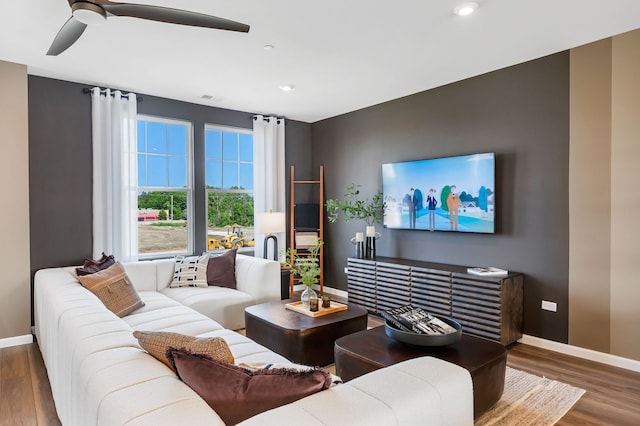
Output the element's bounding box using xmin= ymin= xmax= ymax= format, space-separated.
xmin=251 ymin=114 xmax=285 ymax=123
xmin=82 ymin=87 xmax=143 ymax=102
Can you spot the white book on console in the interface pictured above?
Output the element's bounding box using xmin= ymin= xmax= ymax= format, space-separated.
xmin=467 ymin=267 xmax=508 ymax=276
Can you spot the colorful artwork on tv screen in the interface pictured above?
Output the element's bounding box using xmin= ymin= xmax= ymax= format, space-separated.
xmin=382 ymin=153 xmax=495 ymax=233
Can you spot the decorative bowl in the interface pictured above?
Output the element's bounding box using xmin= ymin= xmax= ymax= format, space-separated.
xmin=384 ymin=316 xmax=462 ymax=347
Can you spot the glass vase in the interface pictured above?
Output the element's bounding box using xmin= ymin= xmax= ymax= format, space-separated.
xmin=300 ymin=286 xmax=318 ymax=307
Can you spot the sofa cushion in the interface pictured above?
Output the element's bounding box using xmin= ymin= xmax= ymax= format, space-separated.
xmin=159 ymin=286 xmax=254 ymax=331
xmin=124 ymin=292 xmax=225 ymax=336
xmin=75 ymin=252 xmax=115 ymax=276
xmin=133 ymin=330 xmax=234 ymax=371
xmin=170 ymin=255 xmax=209 ymax=288
xmin=207 ymin=249 xmax=237 ymax=288
xmin=122 ymin=295 xmax=290 ymax=365
xmin=123 ymin=260 xmax=160 ymax=292
xmin=76 ymin=262 xmax=145 ymax=317
xmin=168 ymin=348 xmax=332 ymax=425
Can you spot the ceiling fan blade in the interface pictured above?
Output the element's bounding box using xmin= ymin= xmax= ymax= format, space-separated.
xmin=47 ymin=16 xmax=87 ymax=56
xmin=100 ymin=2 xmax=250 ymax=33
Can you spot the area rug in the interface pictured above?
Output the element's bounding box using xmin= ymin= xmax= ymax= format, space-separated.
xmin=475 ymin=367 xmax=586 ymax=426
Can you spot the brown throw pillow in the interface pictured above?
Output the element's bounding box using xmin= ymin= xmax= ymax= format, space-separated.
xmin=133 ymin=331 xmax=234 ymax=372
xmin=75 ymin=262 xmax=144 ymax=317
xmin=168 ymin=348 xmax=332 ymax=425
xmin=206 ymin=249 xmax=237 ymax=288
xmin=75 ymin=252 xmax=116 ymax=276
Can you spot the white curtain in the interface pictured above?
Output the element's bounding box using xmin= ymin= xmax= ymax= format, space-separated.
xmin=91 ymin=87 xmax=138 ymax=262
xmin=253 ymin=115 xmax=286 ymax=260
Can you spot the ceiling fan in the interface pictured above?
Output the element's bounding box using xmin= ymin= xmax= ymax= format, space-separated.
xmin=47 ymin=0 xmax=250 ymax=56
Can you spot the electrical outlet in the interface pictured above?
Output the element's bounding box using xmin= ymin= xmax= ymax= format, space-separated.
xmin=541 ymin=300 xmax=557 ymax=312
xmin=344 ymin=267 xmax=349 ymax=274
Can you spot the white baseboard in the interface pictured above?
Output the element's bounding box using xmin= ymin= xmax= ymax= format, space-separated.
xmin=301 ymin=285 xmax=349 ymax=300
xmin=519 ymin=334 xmax=640 ymax=373
xmin=319 ymin=286 xmax=349 ymax=299
xmin=0 ymin=334 xmax=34 ymax=349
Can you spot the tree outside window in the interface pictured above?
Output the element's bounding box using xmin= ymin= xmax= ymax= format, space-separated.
xmin=136 ymin=116 xmax=192 ymax=256
xmin=205 ymin=126 xmax=254 ymax=251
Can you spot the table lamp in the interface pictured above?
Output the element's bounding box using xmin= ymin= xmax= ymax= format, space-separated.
xmin=256 ymin=210 xmax=286 ymax=260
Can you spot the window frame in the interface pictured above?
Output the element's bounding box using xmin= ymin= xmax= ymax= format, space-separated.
xmin=204 ymin=124 xmax=254 ymax=252
xmin=137 ymin=114 xmax=194 ymax=258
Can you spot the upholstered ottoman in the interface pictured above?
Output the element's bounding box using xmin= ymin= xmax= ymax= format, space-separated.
xmin=334 ymin=326 xmax=507 ymax=418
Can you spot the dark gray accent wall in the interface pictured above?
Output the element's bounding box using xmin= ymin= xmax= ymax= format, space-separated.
xmin=28 ymin=75 xmax=312 ymax=320
xmin=29 ymin=77 xmax=93 ymax=274
xmin=311 ymin=53 xmax=570 ymax=343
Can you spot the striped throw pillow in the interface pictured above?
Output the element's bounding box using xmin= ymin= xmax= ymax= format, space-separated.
xmin=170 ymin=255 xmax=209 ymax=288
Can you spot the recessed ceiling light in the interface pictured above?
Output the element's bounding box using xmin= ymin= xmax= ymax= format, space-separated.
xmin=279 ymin=85 xmax=295 ymax=92
xmin=199 ymin=94 xmax=224 ymax=102
xmin=263 ymin=44 xmax=275 ymax=50
xmin=453 ymin=2 xmax=479 ymax=16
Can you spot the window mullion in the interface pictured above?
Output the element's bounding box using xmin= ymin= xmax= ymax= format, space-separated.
xmin=165 ymin=124 xmax=169 ymax=187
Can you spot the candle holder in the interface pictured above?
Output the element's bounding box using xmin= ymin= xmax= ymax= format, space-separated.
xmin=350 ymin=234 xmax=365 ymax=259
xmin=365 ymin=235 xmax=381 ymax=258
xmin=365 ymin=227 xmax=381 ymax=258
xmin=365 ymin=236 xmax=375 ymax=258
xmin=322 ymin=295 xmax=331 ymax=308
xmin=309 ymin=297 xmax=319 ymax=312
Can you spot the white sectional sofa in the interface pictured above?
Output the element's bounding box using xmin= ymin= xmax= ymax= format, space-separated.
xmin=34 ymin=254 xmax=474 ymax=426
xmin=129 ymin=254 xmax=281 ymax=330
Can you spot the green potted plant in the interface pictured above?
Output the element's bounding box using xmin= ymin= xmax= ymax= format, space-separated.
xmin=325 ymin=184 xmax=385 ymax=227
xmin=282 ymin=238 xmax=323 ymax=306
xmin=326 ymin=184 xmax=386 ymax=251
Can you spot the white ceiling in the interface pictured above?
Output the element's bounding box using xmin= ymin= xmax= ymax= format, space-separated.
xmin=1 ymin=1 xmax=639 ymax=123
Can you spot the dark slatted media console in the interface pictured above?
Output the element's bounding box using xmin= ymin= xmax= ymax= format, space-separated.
xmin=346 ymin=257 xmax=524 ymax=345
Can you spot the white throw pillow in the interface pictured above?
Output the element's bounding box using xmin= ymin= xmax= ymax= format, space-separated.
xmin=170 ymin=255 xmax=209 ymax=288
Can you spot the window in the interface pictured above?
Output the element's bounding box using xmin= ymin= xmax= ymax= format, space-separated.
xmin=205 ymin=125 xmax=254 ymax=251
xmin=137 ymin=116 xmax=193 ymax=256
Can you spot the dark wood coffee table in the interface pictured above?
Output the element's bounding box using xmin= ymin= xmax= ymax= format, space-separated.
xmin=334 ymin=326 xmax=506 ymax=418
xmin=244 ymin=300 xmax=368 ymax=366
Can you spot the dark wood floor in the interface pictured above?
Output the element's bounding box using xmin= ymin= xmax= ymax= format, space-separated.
xmin=1 ymin=338 xmax=638 ymax=425
xmin=507 ymin=343 xmax=640 ymax=426
xmin=0 ymin=344 xmax=60 ymax=426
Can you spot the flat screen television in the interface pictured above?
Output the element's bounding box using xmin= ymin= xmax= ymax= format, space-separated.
xmin=382 ymin=152 xmax=495 ymax=233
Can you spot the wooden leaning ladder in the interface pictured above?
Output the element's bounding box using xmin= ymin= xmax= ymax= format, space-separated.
xmin=289 ymin=165 xmax=325 ymax=298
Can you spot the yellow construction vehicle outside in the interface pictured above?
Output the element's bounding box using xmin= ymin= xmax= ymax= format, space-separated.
xmin=218 ymin=224 xmax=255 ymax=249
